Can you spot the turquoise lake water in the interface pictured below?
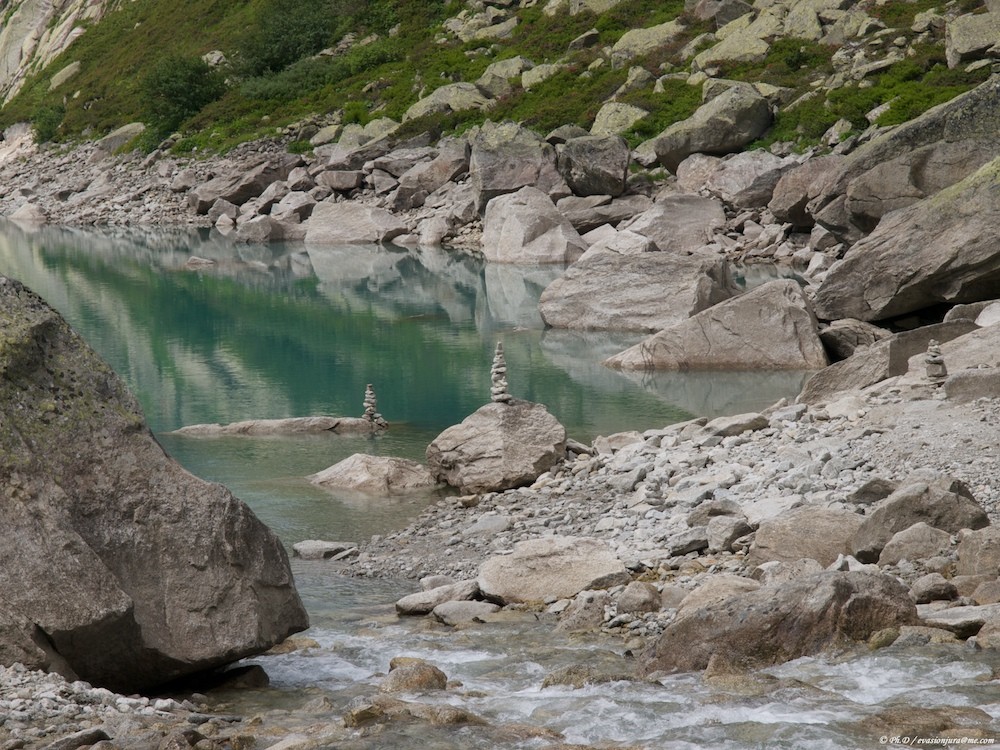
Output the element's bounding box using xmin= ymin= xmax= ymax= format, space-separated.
xmin=0 ymin=220 xmax=809 ymax=545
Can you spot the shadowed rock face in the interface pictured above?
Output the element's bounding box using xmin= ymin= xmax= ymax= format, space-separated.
xmin=0 ymin=276 xmax=308 ymax=693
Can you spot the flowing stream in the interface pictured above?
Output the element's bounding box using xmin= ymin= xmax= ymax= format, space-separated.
xmin=1 ymin=221 xmax=997 ymax=748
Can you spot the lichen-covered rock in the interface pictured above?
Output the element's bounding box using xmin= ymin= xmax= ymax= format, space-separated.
xmin=469 ymin=121 xmax=563 ymax=211
xmin=0 ymin=276 xmax=308 ymax=693
xmin=650 ymin=82 xmax=772 ymax=172
xmin=557 ymin=135 xmax=630 ymax=197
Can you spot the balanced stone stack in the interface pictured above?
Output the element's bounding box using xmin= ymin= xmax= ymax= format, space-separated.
xmin=362 ymin=383 xmax=388 ymax=429
xmin=490 ymin=342 xmax=512 ymax=404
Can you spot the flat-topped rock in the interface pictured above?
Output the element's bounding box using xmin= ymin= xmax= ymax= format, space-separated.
xmin=171 ymin=416 xmax=384 ymax=436
xmin=310 ymin=454 xmax=438 ymax=495
xmin=477 ymin=535 xmax=629 ymax=605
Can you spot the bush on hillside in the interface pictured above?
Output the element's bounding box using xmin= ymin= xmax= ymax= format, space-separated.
xmin=142 ymin=55 xmax=227 ymax=137
xmin=32 ymin=104 xmax=66 ymax=143
xmin=235 ymin=0 xmax=338 ymax=77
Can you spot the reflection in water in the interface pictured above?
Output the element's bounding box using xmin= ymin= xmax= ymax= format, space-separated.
xmin=0 ymin=220 xmax=815 ymax=543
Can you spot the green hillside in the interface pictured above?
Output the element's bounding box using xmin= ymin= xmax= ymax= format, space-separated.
xmin=0 ymin=0 xmax=990 ymax=155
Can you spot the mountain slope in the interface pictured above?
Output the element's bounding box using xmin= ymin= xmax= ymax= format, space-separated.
xmin=0 ymin=0 xmax=993 ymax=155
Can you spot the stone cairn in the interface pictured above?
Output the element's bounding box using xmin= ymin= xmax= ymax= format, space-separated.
xmin=362 ymin=383 xmax=388 ymax=430
xmin=490 ymin=342 xmax=512 ymax=404
xmin=925 ymin=340 xmax=948 ymax=383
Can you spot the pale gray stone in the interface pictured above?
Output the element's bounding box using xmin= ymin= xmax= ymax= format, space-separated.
xmin=946 ymin=11 xmax=1000 ymax=68
xmin=877 ymin=522 xmax=953 ymax=567
xmin=616 ymin=581 xmax=660 ymax=614
xmin=539 ymin=249 xmax=738 ymax=332
xmin=617 ymin=194 xmax=726 ymax=252
xmin=482 ymin=186 xmax=587 ymax=264
xmin=748 ymin=506 xmax=864 ymax=568
xmin=605 ymin=280 xmax=828 ymax=371
xmin=304 ymin=202 xmax=408 ymax=245
xmin=852 ymin=481 xmax=989 ymax=564
xmin=309 ymin=454 xmax=438 ymax=495
xmin=426 ymin=399 xmax=566 ymax=493
xmin=477 ymin=536 xmax=629 ymax=605
xmin=404 ymin=82 xmax=492 ymax=121
xmin=432 ymin=600 xmax=501 ymax=626
xmin=395 ymin=580 xmax=479 ymax=616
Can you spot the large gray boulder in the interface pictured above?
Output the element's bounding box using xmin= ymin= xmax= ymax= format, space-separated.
xmin=426 ymin=399 xmax=566 ymax=493
xmin=538 ymin=250 xmax=738 ymax=332
xmin=604 ymin=280 xmax=828 ymax=370
xmin=557 ymin=135 xmax=630 ymax=197
xmin=798 ymin=321 xmax=977 ymax=403
xmin=304 ymin=202 xmax=409 ymax=245
xmin=768 ymin=155 xmax=845 ymax=228
xmin=477 ymin=536 xmax=629 ymax=605
xmin=650 ymin=82 xmax=773 ymax=172
xmin=641 ymin=572 xmax=917 ymax=674
xmin=850 ymin=479 xmax=989 ymax=563
xmin=391 ymin=141 xmax=470 ymax=211
xmin=481 ymin=186 xmax=588 ymax=264
xmin=808 ymin=78 xmax=1000 ymax=243
xmin=310 ymin=454 xmax=439 ymax=495
xmin=616 ymin=195 xmax=726 ymax=253
xmin=0 ymin=277 xmax=307 ymax=692
xmin=747 ymin=507 xmax=864 ymax=569
xmin=188 ymin=157 xmax=299 ymax=214
xmin=469 ymin=121 xmax=563 ymax=210
xmin=842 ymin=140 xmax=994 ymax=235
xmin=815 ymin=157 xmax=1000 ymax=322
xmin=946 ymin=11 xmax=1000 ymax=68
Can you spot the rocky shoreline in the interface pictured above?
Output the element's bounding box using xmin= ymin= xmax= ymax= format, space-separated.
xmin=3 ymin=51 xmax=1000 ymax=750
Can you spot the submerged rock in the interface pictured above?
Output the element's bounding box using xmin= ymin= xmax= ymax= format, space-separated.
xmin=0 ymin=276 xmax=308 ymax=693
xmin=310 ymin=454 xmax=439 ymax=495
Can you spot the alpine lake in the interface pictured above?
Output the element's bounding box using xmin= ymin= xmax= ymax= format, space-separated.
xmin=2 ymin=220 xmax=996 ymax=749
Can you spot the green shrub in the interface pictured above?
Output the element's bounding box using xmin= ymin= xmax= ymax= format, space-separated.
xmin=32 ymin=104 xmax=66 ymax=143
xmin=235 ymin=0 xmax=337 ymax=77
xmin=143 ymin=54 xmax=227 ymax=137
xmin=619 ymin=78 xmax=702 ymax=145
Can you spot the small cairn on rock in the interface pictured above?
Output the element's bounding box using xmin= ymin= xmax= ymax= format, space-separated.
xmin=925 ymin=340 xmax=948 ymax=383
xmin=490 ymin=342 xmax=512 ymax=404
xmin=362 ymin=383 xmax=388 ymax=430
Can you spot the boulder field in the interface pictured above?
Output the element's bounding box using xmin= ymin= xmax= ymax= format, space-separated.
xmin=0 ymin=275 xmax=308 ymax=693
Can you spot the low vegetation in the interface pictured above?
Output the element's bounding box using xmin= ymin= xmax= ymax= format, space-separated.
xmin=0 ymin=0 xmax=990 ymax=156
